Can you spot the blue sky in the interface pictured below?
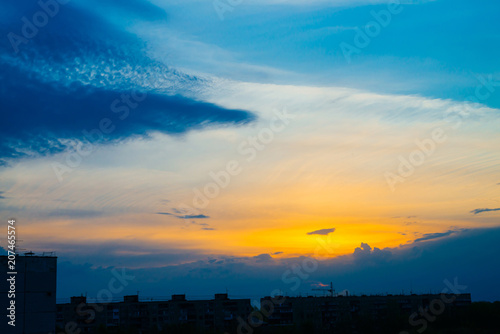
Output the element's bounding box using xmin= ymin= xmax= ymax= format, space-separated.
xmin=146 ymin=0 xmax=500 ymax=104
xmin=0 ymin=0 xmax=499 ymax=302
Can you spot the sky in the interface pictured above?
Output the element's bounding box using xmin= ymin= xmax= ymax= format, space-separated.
xmin=0 ymin=0 xmax=499 ymax=302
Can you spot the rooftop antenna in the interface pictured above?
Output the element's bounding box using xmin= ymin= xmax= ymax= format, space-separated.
xmin=312 ymin=282 xmax=335 ymax=297
xmin=13 ymin=239 xmax=26 ymax=253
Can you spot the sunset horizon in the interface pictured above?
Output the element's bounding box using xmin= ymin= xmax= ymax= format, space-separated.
xmin=1 ymin=1 xmax=500 ymax=333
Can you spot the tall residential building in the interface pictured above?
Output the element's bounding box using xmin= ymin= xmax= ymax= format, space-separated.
xmin=0 ymin=253 xmax=57 ymax=334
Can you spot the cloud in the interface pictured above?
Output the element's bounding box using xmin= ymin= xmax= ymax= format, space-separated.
xmin=0 ymin=192 xmax=5 ymax=199
xmin=353 ymin=242 xmax=392 ymax=263
xmin=157 ymin=213 xmax=214 ymax=231
xmin=413 ymin=230 xmax=464 ymax=243
xmin=157 ymin=212 xmax=210 ymax=219
xmin=253 ymin=253 xmax=273 ymax=263
xmin=46 ymin=227 xmax=500 ymax=301
xmin=0 ymin=64 xmax=254 ymax=165
xmin=163 ymin=0 xmax=435 ymax=7
xmin=44 ymin=239 xmax=208 ymax=269
xmin=46 ymin=209 xmax=106 ymax=219
xmin=156 ymin=213 xmax=214 ymax=231
xmin=0 ymin=1 xmax=255 ymax=165
xmin=81 ymin=0 xmax=168 ymax=21
xmin=307 ymin=228 xmax=336 ymax=236
xmin=179 ymin=215 xmax=210 ymax=219
xmin=312 ymin=282 xmax=330 ymax=288
xmin=354 ymin=242 xmax=372 ymax=254
xmin=470 ymin=208 xmax=500 ymax=215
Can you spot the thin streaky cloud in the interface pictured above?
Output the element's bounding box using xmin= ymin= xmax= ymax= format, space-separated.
xmin=413 ymin=229 xmax=466 ymax=243
xmin=470 ymin=208 xmax=500 ymax=215
xmin=157 ymin=212 xmax=210 ymax=219
xmin=307 ymin=228 xmax=336 ymax=236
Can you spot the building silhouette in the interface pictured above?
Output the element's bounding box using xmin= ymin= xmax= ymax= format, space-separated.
xmin=56 ymin=293 xmax=252 ymax=333
xmin=56 ymin=291 xmax=473 ymax=334
xmin=260 ymin=293 xmax=472 ymax=333
xmin=0 ymin=253 xmax=57 ymax=334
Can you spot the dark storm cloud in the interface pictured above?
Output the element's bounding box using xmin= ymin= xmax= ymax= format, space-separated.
xmin=0 ymin=1 xmax=255 ymax=165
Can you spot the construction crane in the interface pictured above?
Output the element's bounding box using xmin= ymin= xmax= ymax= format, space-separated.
xmin=312 ymin=282 xmax=335 ymax=297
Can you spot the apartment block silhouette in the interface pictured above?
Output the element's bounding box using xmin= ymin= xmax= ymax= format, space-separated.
xmin=56 ymin=293 xmax=252 ymax=333
xmin=260 ymin=293 xmax=472 ymax=333
xmin=0 ymin=254 xmax=57 ymax=334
